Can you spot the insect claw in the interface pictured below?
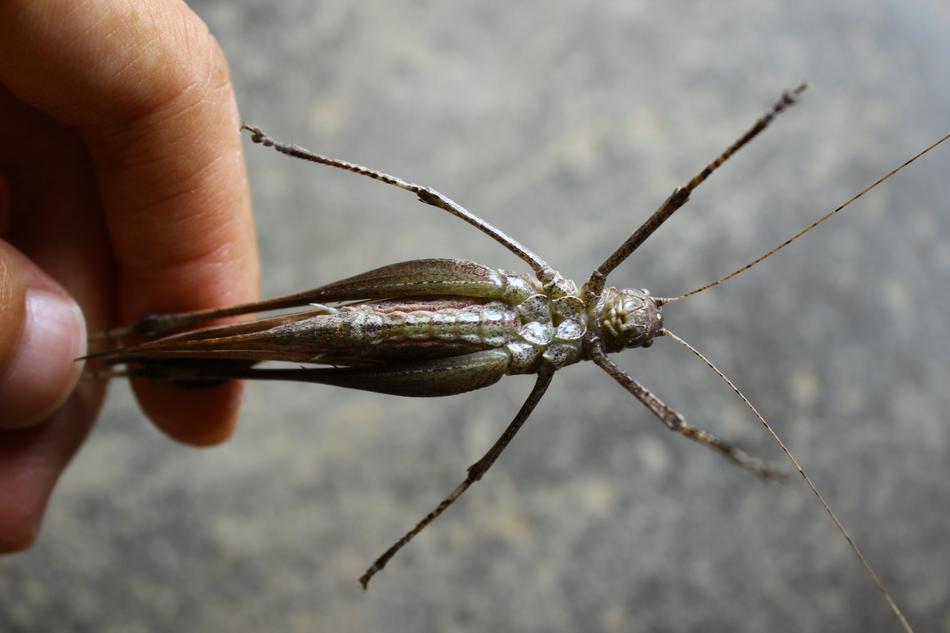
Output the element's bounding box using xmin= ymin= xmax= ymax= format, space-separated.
xmin=240 ymin=123 xmax=268 ymax=145
xmin=358 ymin=566 xmax=376 ymax=591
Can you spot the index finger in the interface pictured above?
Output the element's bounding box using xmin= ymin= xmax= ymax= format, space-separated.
xmin=0 ymin=0 xmax=260 ymax=443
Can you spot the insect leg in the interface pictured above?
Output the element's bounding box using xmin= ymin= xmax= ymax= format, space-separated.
xmin=241 ymin=125 xmax=552 ymax=277
xmin=584 ymin=84 xmax=807 ymax=300
xmin=92 ymin=290 xmax=341 ymax=341
xmin=359 ymin=370 xmax=554 ymax=589
xmin=122 ymin=350 xmax=513 ymax=398
xmin=94 ymin=258 xmax=510 ymax=341
xmin=588 ymin=342 xmax=784 ymax=480
xmin=659 ymin=328 xmax=913 ymax=632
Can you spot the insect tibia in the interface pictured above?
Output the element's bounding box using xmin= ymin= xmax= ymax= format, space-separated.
xmin=589 ymin=343 xmax=783 ymax=481
xmin=359 ymin=372 xmax=554 ymax=589
xmin=240 ymin=124 xmax=550 ymax=274
xmin=586 ymin=85 xmax=808 ymax=292
xmin=678 ymin=423 xmax=789 ymax=482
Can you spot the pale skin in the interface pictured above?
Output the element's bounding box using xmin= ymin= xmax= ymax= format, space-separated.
xmin=0 ymin=0 xmax=258 ymax=551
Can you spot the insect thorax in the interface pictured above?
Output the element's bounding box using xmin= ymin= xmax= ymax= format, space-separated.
xmin=503 ymin=270 xmax=588 ymax=374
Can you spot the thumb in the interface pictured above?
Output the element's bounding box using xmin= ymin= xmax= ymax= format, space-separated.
xmin=0 ymin=241 xmax=86 ymax=428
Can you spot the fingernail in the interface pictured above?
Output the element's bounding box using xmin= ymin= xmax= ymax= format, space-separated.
xmin=0 ymin=288 xmax=87 ymax=428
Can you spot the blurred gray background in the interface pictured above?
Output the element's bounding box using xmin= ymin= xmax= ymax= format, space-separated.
xmin=3 ymin=1 xmax=949 ymax=632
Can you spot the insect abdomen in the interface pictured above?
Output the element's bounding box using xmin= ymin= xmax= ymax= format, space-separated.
xmin=341 ymin=299 xmax=520 ymax=358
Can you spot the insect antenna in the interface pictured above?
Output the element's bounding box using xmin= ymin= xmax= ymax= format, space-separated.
xmin=659 ymin=327 xmax=913 ymax=633
xmin=662 ymin=131 xmax=950 ymax=304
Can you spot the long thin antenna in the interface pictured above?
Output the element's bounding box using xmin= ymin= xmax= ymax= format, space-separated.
xmin=659 ymin=328 xmax=913 ymax=633
xmin=666 ymin=131 xmax=950 ymax=302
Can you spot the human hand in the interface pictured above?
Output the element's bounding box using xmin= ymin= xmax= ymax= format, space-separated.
xmin=0 ymin=0 xmax=259 ymax=551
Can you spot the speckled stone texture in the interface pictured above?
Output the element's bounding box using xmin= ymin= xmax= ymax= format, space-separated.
xmin=2 ymin=2 xmax=949 ymax=632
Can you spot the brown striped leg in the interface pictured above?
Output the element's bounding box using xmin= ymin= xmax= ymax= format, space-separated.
xmin=241 ymin=125 xmax=552 ymax=277
xmin=589 ymin=343 xmax=784 ymax=480
xmin=584 ymin=84 xmax=807 ymax=300
xmin=359 ymin=370 xmax=555 ymax=589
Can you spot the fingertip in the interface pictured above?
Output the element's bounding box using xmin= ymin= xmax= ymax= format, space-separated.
xmin=0 ymin=485 xmax=41 ymax=553
xmin=132 ymin=380 xmax=243 ymax=447
xmin=0 ymin=245 xmax=88 ymax=429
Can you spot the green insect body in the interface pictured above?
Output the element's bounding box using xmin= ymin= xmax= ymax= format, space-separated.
xmin=95 ymin=258 xmax=660 ymax=397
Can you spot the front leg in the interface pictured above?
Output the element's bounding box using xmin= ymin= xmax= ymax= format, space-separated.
xmin=588 ymin=340 xmax=784 ymax=480
xmin=584 ymin=84 xmax=807 ymax=300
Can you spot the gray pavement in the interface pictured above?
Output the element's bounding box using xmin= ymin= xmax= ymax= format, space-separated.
xmin=2 ymin=1 xmax=949 ymax=632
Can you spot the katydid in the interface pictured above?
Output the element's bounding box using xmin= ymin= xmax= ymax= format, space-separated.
xmin=87 ymin=84 xmax=948 ymax=632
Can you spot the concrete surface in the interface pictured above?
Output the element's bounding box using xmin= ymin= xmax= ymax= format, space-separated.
xmin=2 ymin=1 xmax=949 ymax=632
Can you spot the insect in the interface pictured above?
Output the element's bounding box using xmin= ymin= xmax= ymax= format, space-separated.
xmin=88 ymin=84 xmax=948 ymax=632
